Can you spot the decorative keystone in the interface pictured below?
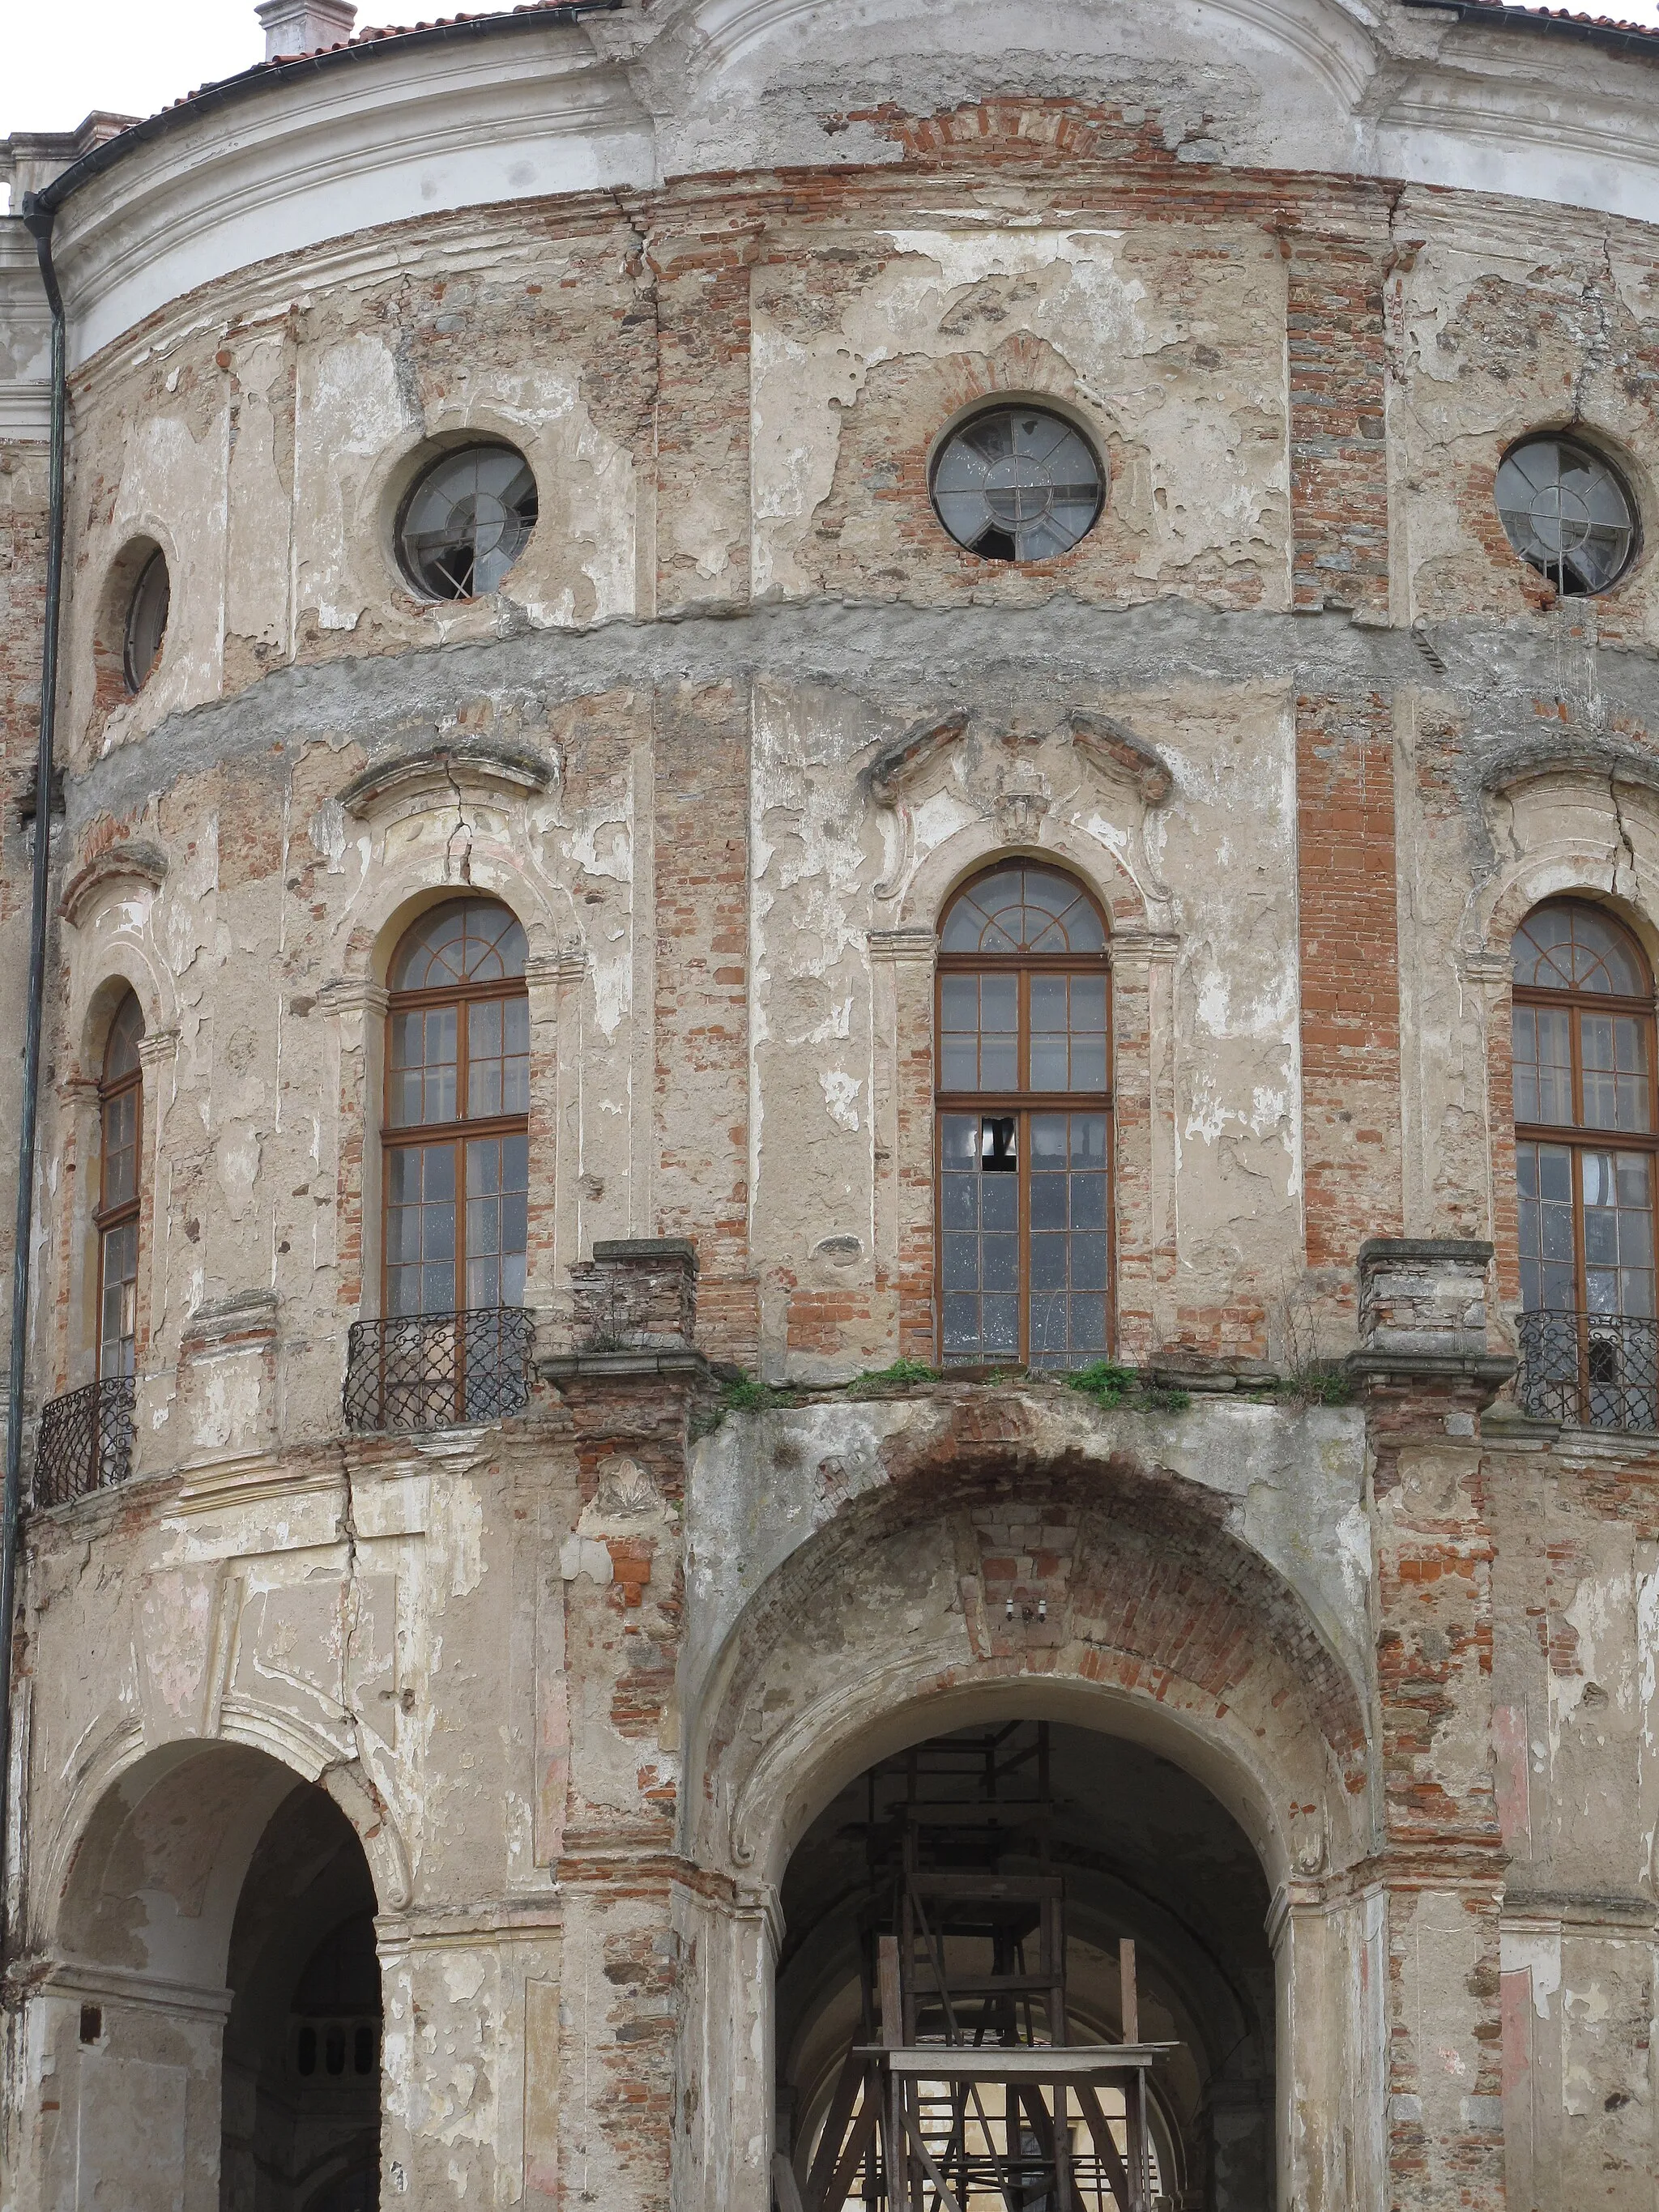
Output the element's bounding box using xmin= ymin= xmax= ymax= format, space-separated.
xmin=569 ymin=1239 xmax=697 ymax=1353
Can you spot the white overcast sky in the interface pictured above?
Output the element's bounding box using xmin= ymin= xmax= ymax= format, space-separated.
xmin=2 ymin=0 xmax=525 ymax=140
xmin=7 ymin=0 xmax=1659 ymax=152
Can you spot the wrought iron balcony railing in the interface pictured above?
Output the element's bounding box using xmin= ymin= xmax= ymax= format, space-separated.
xmin=1516 ymin=1308 xmax=1659 ymax=1433
xmin=33 ymin=1375 xmax=137 ymax=1508
xmin=343 ymin=1306 xmax=533 ymax=1436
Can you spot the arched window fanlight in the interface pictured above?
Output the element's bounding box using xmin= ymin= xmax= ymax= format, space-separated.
xmin=96 ymin=992 xmax=145 ymax=1379
xmin=931 ymin=406 xmax=1104 ymax=564
xmin=936 ymin=863 xmax=1111 ymax=1370
xmin=395 ymin=445 xmax=538 ymax=601
xmin=1512 ymin=899 xmax=1658 ymax=1429
xmin=1495 ymin=437 xmax=1638 ymax=597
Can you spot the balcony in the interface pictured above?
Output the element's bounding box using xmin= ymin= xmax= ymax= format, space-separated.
xmin=343 ymin=1306 xmax=533 ymax=1436
xmin=33 ymin=1375 xmax=137 ymax=1508
xmin=1515 ymin=1309 xmax=1659 ymax=1434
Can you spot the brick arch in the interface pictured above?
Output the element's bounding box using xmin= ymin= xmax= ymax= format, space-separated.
xmin=689 ymin=1404 xmax=1371 ymax=1896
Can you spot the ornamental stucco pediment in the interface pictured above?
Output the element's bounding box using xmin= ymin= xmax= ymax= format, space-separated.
xmin=865 ymin=705 xmax=1173 ymax=810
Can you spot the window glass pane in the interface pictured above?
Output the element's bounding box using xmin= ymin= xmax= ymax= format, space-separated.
xmin=1027 ymin=1112 xmax=1110 ymax=1370
xmin=980 ymin=974 xmax=1017 ymax=1089
xmin=389 ymin=1004 xmax=458 ymax=1127
xmin=1512 ymin=1005 xmax=1572 ymax=1124
xmin=101 ymin=1085 xmax=139 ymax=1209
xmin=1582 ymin=1147 xmax=1655 ymax=1320
xmin=99 ymin=1221 xmax=138 ymax=1379
xmin=462 ymin=1134 xmax=530 ymax=1309
xmin=385 ymin=1142 xmax=458 ymax=1316
xmin=940 ymin=1114 xmax=1020 ymax=1364
xmin=1517 ymin=1140 xmax=1576 ymax=1312
xmin=940 ymin=974 xmax=983 ymax=1091
xmin=103 ymin=993 xmax=145 ymax=1081
xmin=466 ymin=995 xmax=531 ymax=1121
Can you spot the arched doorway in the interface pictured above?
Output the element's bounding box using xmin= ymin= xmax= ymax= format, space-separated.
xmin=774 ymin=1720 xmax=1273 ymax=2212
xmin=44 ymin=1743 xmax=383 ymax=2212
xmin=220 ymin=1781 xmax=382 ymax=2212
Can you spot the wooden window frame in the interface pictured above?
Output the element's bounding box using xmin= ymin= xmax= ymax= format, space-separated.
xmin=934 ymin=871 xmax=1113 ymax=1369
xmin=1513 ymin=902 xmax=1659 ymax=1325
xmin=381 ymin=914 xmax=530 ymax=1319
xmin=94 ymin=1006 xmax=143 ymax=1382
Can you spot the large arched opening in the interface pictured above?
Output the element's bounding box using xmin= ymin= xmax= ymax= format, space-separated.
xmin=775 ymin=1718 xmax=1273 ymax=2211
xmin=677 ymin=1408 xmax=1382 ymax=2212
xmin=39 ymin=1741 xmax=384 ymax=2212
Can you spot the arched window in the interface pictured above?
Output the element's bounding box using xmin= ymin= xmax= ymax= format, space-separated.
xmin=382 ymin=899 xmax=529 ymax=1317
xmin=936 ymin=863 xmax=1110 ymax=1369
xmin=96 ymin=993 xmax=144 ymax=1380
xmin=1512 ymin=899 xmax=1658 ymax=1426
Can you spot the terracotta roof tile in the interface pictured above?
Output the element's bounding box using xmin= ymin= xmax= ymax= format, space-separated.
xmin=1417 ymin=0 xmax=1659 ymax=42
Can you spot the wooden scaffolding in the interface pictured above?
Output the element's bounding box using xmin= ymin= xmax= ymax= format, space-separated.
xmin=776 ymin=1724 xmax=1175 ymax=2212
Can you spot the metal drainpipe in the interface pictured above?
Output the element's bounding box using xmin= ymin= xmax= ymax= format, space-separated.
xmin=0 ymin=195 xmax=66 ymax=1946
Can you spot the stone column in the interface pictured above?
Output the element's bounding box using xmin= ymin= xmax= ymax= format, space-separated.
xmin=524 ymin=945 xmax=586 ymax=1328
xmin=868 ymin=926 xmax=936 ymax=1365
xmin=1272 ymin=1882 xmax=1388 ymax=2212
xmin=131 ymin=1026 xmax=181 ymax=1468
xmin=537 ymin=1314 xmax=707 ymax=2212
xmin=673 ymin=1877 xmax=776 ymax=2212
xmin=319 ymin=976 xmax=388 ymax=1322
xmin=1108 ymin=926 xmax=1179 ymax=1362
xmin=25 ymin=1972 xmax=232 ymax=2212
xmin=377 ymin=1907 xmax=563 ymax=2210
xmin=48 ymin=1072 xmax=100 ymax=1394
xmin=565 ymin=1238 xmax=697 ymax=1354
xmin=1349 ymin=1238 xmax=1514 ymax=2212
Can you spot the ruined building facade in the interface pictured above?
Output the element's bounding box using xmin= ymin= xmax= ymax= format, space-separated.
xmin=1 ymin=0 xmax=1658 ymax=2205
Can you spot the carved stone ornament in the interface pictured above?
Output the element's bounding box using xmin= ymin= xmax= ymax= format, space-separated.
xmin=1067 ymin=711 xmax=1175 ymax=807
xmin=992 ymin=757 xmax=1052 ymax=840
xmin=867 ymin=712 xmax=970 ymax=808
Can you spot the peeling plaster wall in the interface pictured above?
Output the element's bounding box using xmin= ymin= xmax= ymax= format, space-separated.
xmin=5 ymin=5 xmax=1659 ymax=2208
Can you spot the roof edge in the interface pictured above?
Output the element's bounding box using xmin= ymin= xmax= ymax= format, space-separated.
xmin=1399 ymin=0 xmax=1659 ymax=66
xmin=27 ymin=0 xmax=625 ymax=219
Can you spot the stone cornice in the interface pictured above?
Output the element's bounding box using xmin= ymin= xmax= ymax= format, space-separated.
xmin=866 ymin=927 xmax=937 ymax=966
xmin=60 ymin=842 xmax=168 ymax=927
xmin=338 ymin=739 xmax=555 ymax=820
xmin=319 ymin=976 xmax=390 ymax=1020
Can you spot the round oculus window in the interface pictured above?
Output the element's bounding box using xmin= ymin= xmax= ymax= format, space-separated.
xmin=396 ymin=444 xmax=539 ymax=601
xmin=1495 ymin=436 xmax=1637 ymax=597
xmin=931 ymin=406 xmax=1103 ymax=563
xmin=122 ymin=549 xmax=169 ymax=693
